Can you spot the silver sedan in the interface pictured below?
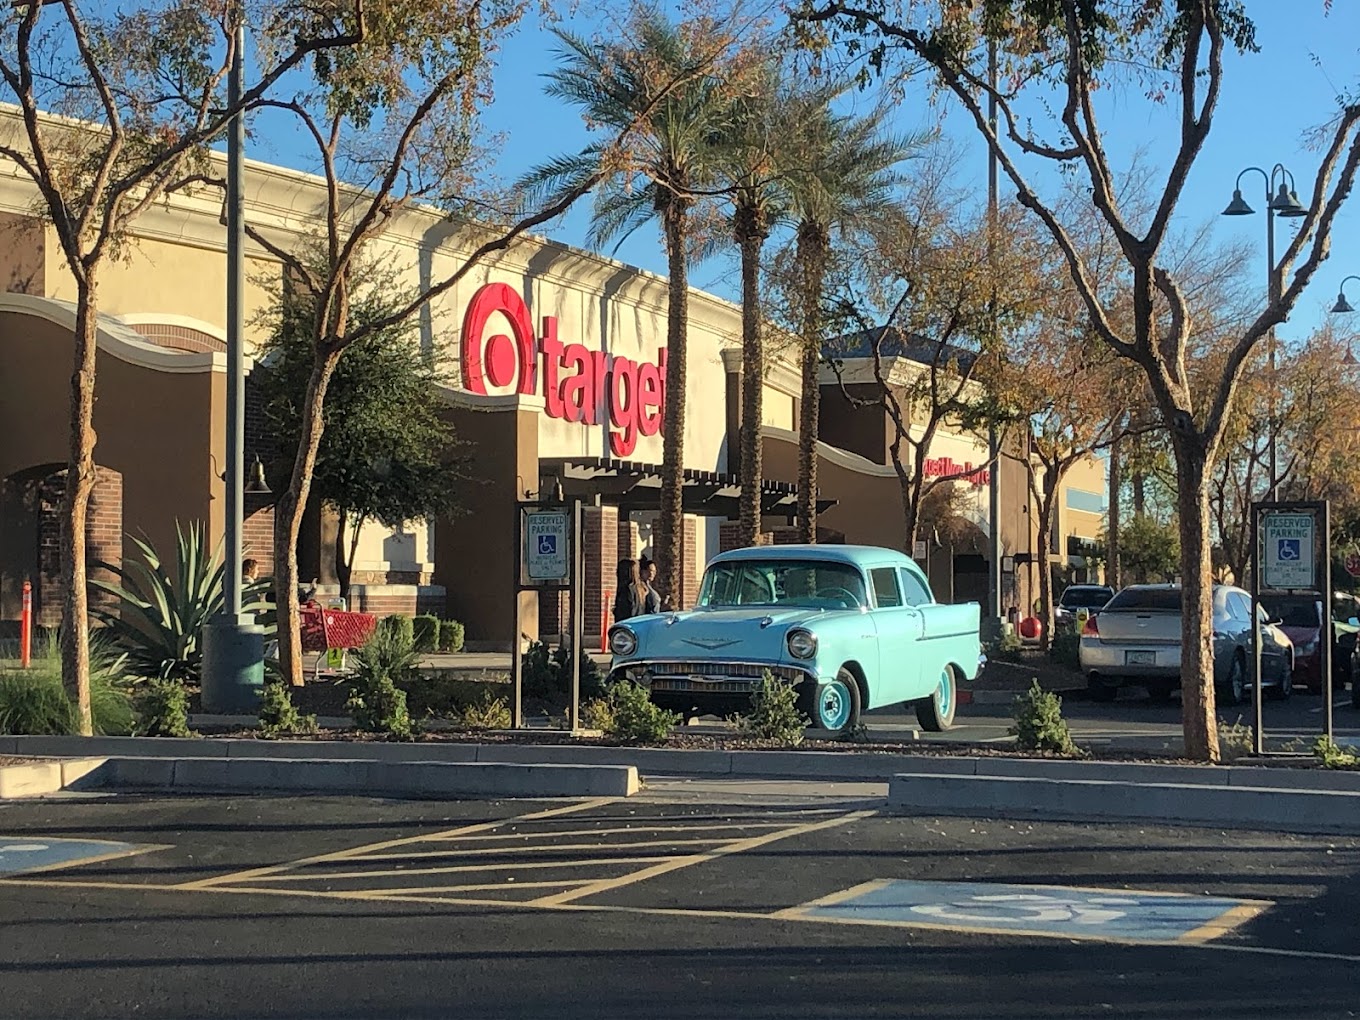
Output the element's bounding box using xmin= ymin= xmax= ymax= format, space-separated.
xmin=1078 ymin=583 xmax=1293 ymax=703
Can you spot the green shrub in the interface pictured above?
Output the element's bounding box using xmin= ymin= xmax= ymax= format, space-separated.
xmin=413 ymin=615 xmax=440 ymax=653
xmin=733 ymin=671 xmax=807 ymax=745
xmin=1008 ymin=680 xmax=1079 ymax=755
xmin=522 ymin=640 xmax=605 ymax=702
xmin=987 ymin=629 xmax=1025 ymax=664
xmin=134 ymin=679 xmax=193 ymax=738
xmin=602 ymin=680 xmax=679 ymax=743
xmin=457 ymin=690 xmax=511 ymax=730
xmin=402 ymin=676 xmax=509 ymax=719
xmin=89 ymin=520 xmax=272 ymax=683
xmin=346 ymin=626 xmax=417 ymax=740
xmin=0 ymin=637 xmax=134 ymax=735
xmin=438 ymin=619 xmax=466 ymax=653
xmin=379 ymin=614 xmax=415 ymax=649
xmin=1313 ymin=735 xmax=1360 ymax=769
xmin=580 ymin=697 xmax=615 ymax=732
xmin=1219 ymin=716 xmax=1255 ymax=762
xmin=257 ymin=681 xmax=316 ymax=738
xmin=1049 ymin=630 xmax=1080 ymax=669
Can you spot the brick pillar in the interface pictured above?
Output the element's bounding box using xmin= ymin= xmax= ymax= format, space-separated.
xmin=243 ymin=498 xmax=275 ymax=577
xmin=681 ymin=515 xmax=699 ymax=610
xmin=617 ymin=513 xmax=640 ymax=560
xmin=767 ymin=526 xmax=801 ymax=545
xmin=583 ymin=506 xmax=619 ymax=645
xmin=36 ymin=466 xmax=123 ymax=626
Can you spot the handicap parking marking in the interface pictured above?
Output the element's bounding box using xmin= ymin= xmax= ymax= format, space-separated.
xmin=783 ymin=879 xmax=1271 ymax=945
xmin=0 ymin=836 xmax=166 ymax=876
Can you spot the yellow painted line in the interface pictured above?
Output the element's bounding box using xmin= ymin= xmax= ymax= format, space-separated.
xmin=238 ymin=855 xmax=683 ymax=883
xmin=0 ymin=842 xmax=172 ymax=876
xmin=355 ymin=881 xmax=598 ymax=896
xmin=349 ymin=838 xmax=728 ymax=861
xmin=770 ymin=878 xmax=893 ymax=921
xmin=177 ymin=797 xmax=617 ymax=889
xmin=528 ymin=809 xmax=877 ymax=907
xmin=414 ymin=822 xmax=794 ymax=842
xmin=1178 ymin=902 xmax=1273 ymax=944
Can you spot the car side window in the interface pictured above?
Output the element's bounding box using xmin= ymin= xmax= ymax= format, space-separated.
xmin=899 ymin=569 xmax=932 ymax=607
xmin=1225 ymin=593 xmax=1248 ymax=621
xmin=870 ymin=567 xmax=902 ymax=608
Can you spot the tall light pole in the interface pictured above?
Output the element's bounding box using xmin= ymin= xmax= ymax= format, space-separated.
xmin=985 ymin=38 xmax=1004 ymax=634
xmin=201 ymin=16 xmax=265 ymax=711
xmin=1222 ymin=164 xmax=1308 ymax=501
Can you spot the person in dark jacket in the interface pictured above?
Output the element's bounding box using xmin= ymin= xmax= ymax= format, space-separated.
xmin=613 ymin=558 xmax=651 ymax=622
xmin=639 ymin=556 xmax=663 ymax=614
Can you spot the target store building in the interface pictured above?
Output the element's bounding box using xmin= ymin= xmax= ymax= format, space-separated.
xmin=0 ymin=108 xmax=1105 ymax=648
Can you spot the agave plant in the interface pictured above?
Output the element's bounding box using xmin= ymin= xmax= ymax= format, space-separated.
xmin=90 ymin=520 xmax=273 ymax=684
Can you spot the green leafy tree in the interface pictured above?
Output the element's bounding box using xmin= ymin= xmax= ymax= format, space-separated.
xmin=797 ymin=1 xmax=1360 ymax=761
xmin=0 ymin=0 xmax=363 ymax=732
xmin=254 ymin=266 xmax=464 ymax=601
xmin=1119 ymin=514 xmax=1181 ymax=584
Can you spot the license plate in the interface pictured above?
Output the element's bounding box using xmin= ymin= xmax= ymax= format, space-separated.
xmin=1125 ymin=650 xmax=1156 ymax=666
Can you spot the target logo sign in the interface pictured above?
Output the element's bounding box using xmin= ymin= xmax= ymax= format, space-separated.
xmin=460 ymin=282 xmax=666 ymax=456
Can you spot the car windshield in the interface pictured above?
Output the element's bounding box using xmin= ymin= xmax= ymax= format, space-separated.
xmin=1260 ymin=595 xmax=1319 ymax=628
xmin=1060 ymin=587 xmax=1114 ymax=609
xmin=1104 ymin=587 xmax=1182 ymax=612
xmin=698 ymin=559 xmax=867 ymax=610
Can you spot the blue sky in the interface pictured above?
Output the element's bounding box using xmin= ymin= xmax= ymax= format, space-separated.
xmin=253 ymin=3 xmax=1360 ymax=342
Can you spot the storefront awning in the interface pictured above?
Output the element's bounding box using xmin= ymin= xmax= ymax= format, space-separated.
xmin=540 ymin=457 xmax=838 ymax=520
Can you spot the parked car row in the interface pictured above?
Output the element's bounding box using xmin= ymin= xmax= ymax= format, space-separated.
xmin=1077 ymin=583 xmax=1295 ymax=704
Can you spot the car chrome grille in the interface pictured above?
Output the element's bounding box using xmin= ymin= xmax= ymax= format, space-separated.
xmin=635 ymin=662 xmax=809 ymax=692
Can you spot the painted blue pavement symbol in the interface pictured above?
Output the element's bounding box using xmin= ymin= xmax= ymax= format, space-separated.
xmin=0 ymin=836 xmax=150 ymax=875
xmin=802 ymin=880 xmax=1268 ymax=944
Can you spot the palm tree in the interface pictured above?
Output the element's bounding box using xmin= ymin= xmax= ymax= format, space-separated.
xmin=523 ymin=7 xmax=733 ymax=606
xmin=784 ymin=102 xmax=921 ymax=543
xmin=718 ymin=63 xmax=792 ymax=548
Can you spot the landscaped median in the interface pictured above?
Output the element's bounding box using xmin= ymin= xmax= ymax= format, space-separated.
xmin=2 ymin=734 xmax=1358 ymax=834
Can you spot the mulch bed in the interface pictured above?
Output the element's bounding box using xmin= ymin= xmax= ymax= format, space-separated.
xmin=179 ymin=723 xmax=1346 ymax=770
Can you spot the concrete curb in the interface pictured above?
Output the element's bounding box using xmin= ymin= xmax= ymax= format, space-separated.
xmin=887 ymin=772 xmax=1360 ymax=835
xmin=3 ymin=734 xmax=1356 ymax=792
xmin=0 ymin=757 xmax=108 ymax=798
xmin=69 ymin=756 xmax=638 ymax=799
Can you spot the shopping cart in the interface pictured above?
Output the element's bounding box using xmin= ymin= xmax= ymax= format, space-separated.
xmin=299 ymin=602 xmax=378 ymax=679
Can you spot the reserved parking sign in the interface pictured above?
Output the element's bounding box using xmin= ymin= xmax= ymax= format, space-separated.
xmin=1262 ymin=512 xmax=1315 ymax=589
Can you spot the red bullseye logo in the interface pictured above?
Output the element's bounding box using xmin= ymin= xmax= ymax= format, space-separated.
xmin=461 ymin=282 xmax=536 ymax=395
xmin=459 ymin=282 xmax=666 ymax=456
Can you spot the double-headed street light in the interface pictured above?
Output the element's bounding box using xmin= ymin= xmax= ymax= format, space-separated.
xmin=1331 ymin=276 xmax=1360 ymax=367
xmin=1223 ymin=164 xmax=1309 ymax=502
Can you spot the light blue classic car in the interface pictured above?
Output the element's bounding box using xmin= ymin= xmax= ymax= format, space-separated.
xmin=607 ymin=544 xmax=983 ymax=732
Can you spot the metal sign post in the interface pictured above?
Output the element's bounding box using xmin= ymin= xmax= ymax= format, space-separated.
xmin=1250 ymin=499 xmax=1331 ymax=754
xmin=511 ymin=497 xmax=584 ymax=730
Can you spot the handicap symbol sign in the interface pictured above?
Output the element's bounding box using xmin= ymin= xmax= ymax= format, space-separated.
xmin=0 ymin=836 xmax=156 ymax=875
xmin=537 ymin=534 xmax=557 ymax=556
xmin=1278 ymin=538 xmax=1300 ymax=561
xmin=800 ymin=879 xmax=1268 ymax=944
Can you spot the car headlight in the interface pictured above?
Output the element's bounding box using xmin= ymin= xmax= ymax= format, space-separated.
xmin=609 ymin=627 xmax=638 ymax=657
xmin=787 ymin=629 xmax=818 ymax=660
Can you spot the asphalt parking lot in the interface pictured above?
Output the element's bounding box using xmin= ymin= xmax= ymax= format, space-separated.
xmin=2 ymin=782 xmax=1358 ymax=1019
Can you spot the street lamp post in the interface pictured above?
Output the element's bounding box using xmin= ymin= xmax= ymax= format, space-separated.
xmin=1222 ymin=164 xmax=1308 ymax=502
xmin=201 ymin=17 xmax=265 ymax=711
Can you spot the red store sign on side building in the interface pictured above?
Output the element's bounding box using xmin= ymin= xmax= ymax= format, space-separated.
xmin=460 ymin=282 xmax=666 ymax=457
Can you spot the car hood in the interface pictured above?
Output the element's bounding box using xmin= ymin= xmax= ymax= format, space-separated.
xmin=1280 ymin=624 xmax=1320 ymax=646
xmin=623 ymin=606 xmax=838 ymax=661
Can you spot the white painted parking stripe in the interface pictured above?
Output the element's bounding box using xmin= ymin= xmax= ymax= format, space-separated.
xmin=242 ymin=856 xmax=684 ymax=882
xmin=349 ymin=838 xmax=730 ymax=860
